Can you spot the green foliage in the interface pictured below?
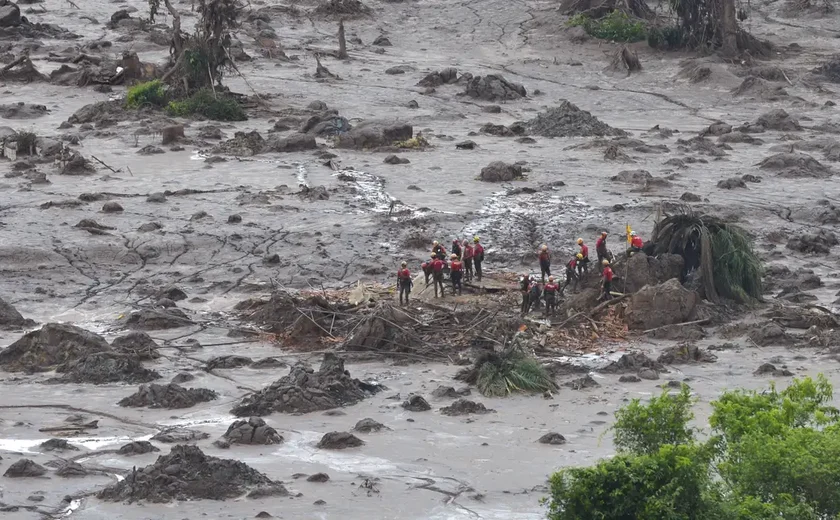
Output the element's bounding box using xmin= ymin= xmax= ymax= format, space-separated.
xmin=457 ymin=347 xmax=556 ymax=397
xmin=648 ymin=25 xmax=686 ymax=49
xmin=126 ymin=80 xmax=167 ymax=109
xmin=710 ymin=226 xmax=763 ymax=303
xmin=166 ymin=88 xmax=246 ymax=121
xmin=567 ymin=10 xmax=647 ymax=43
xmin=613 ymin=384 xmax=696 ymax=454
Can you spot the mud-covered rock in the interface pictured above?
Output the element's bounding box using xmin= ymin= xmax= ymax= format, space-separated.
xmin=526 ymin=101 xmax=626 ymax=138
xmin=118 ymin=441 xmax=159 ymax=455
xmin=97 ymin=445 xmax=277 ymax=503
xmin=0 ymin=297 xmax=35 ymax=330
xmin=755 ymin=109 xmax=801 ymax=131
xmin=537 ymin=433 xmax=566 ymax=445
xmin=657 ymin=344 xmax=717 ymax=364
xmin=223 ymin=417 xmax=283 ymax=445
xmin=316 ymin=431 xmax=364 ymax=449
xmin=4 ymin=459 xmax=47 ymax=478
xmin=111 ymin=331 xmax=160 ymax=360
xmin=155 ymin=286 xmax=187 ymax=302
xmin=205 ymin=355 xmax=253 ymax=370
xmin=353 ymin=418 xmax=389 ymax=433
xmin=417 ymin=67 xmax=459 ymax=87
xmin=479 ymin=161 xmax=523 ymax=182
xmin=600 ymin=352 xmax=665 ymax=374
xmin=151 ymin=427 xmax=210 ymax=443
xmin=619 ymin=374 xmax=641 ymax=383
xmin=786 ymin=230 xmax=838 ymax=254
xmin=231 ymin=353 xmax=378 ymax=416
xmin=621 ymin=253 xmax=684 ymax=294
xmin=213 ymin=131 xmax=265 ymax=157
xmin=384 ymin=154 xmax=410 ymax=164
xmin=118 ymin=383 xmax=218 ymax=409
xmin=52 ymin=352 xmax=159 ymax=384
xmin=431 ymin=385 xmax=471 ymax=399
xmin=55 ymin=462 xmax=89 ymax=477
xmin=747 ymin=322 xmax=796 ymax=346
xmin=263 ymin=133 xmax=317 ymax=153
xmin=402 ymin=394 xmax=431 ymax=412
xmin=440 ymin=399 xmax=494 ymax=416
xmin=0 ymin=2 xmax=21 ymax=27
xmin=251 ymin=357 xmax=287 ymax=369
xmin=759 ymin=152 xmax=832 ymax=178
xmin=754 ymin=363 xmax=794 ymax=377
xmin=0 ymin=323 xmax=110 ymax=372
xmin=625 ymin=279 xmax=698 ymax=330
xmin=611 ymin=169 xmax=670 ymax=188
xmin=125 ymin=308 xmax=192 ymax=330
xmin=39 ymin=438 xmax=80 ymax=452
xmin=335 ymin=121 xmax=413 ymax=149
xmin=171 ymin=372 xmax=196 ymax=384
xmin=717 ymin=177 xmax=747 ymax=189
xmin=307 ymin=472 xmax=330 ymax=482
xmin=564 ymin=375 xmax=600 ymax=390
xmin=463 ymin=74 xmax=526 ymax=101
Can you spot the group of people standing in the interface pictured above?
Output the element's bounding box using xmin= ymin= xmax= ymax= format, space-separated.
xmin=396 ymin=237 xmax=486 ymax=304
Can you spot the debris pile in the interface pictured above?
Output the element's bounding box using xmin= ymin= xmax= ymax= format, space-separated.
xmin=0 ymin=323 xmax=110 ymax=372
xmin=110 ymin=331 xmax=161 ymax=360
xmin=526 ymin=101 xmax=627 ymax=138
xmin=52 ymin=352 xmax=161 ymax=384
xmin=238 ymin=290 xmax=339 ymax=339
xmin=656 ymin=343 xmax=717 ymax=364
xmin=118 ymin=383 xmax=218 ymax=409
xmin=463 ymin=74 xmax=526 ymax=101
xmin=97 ymin=445 xmax=280 ymax=503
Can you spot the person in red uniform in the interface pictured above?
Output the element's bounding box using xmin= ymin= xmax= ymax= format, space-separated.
xmin=600 ymin=259 xmax=614 ymax=301
xmin=629 ymin=231 xmax=644 ymax=255
xmin=431 ymin=254 xmax=446 ymax=298
xmin=538 ymin=244 xmax=551 ymax=283
xmin=560 ymin=253 xmax=582 ymax=296
xmin=421 ymin=254 xmax=435 ymax=285
xmin=473 ymin=237 xmax=485 ymax=281
xmin=596 ymin=231 xmax=609 ymax=265
xmin=576 ymin=238 xmax=590 ymax=275
xmin=432 ymin=241 xmax=447 ymax=261
xmin=543 ymin=276 xmax=559 ymax=317
xmin=449 ymin=254 xmax=463 ymax=295
xmin=462 ymin=240 xmax=474 ymax=282
xmin=397 ymin=261 xmax=413 ymax=305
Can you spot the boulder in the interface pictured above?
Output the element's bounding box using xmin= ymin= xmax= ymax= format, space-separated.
xmin=316 ymin=431 xmax=364 ymax=449
xmin=263 ymin=133 xmax=317 ymax=153
xmin=4 ymin=459 xmax=47 ymax=478
xmin=0 ymin=323 xmax=110 ymax=372
xmin=625 ymin=279 xmax=698 ymax=330
xmin=353 ymin=418 xmax=389 ymax=433
xmin=118 ymin=383 xmax=218 ymax=409
xmin=111 ymin=331 xmax=160 ymax=360
xmin=205 ymin=355 xmax=253 ymax=370
xmin=307 ymin=472 xmax=330 ymax=483
xmin=150 ymin=427 xmax=210 ymax=443
xmin=52 ymin=352 xmax=161 ymax=384
xmin=537 ymin=433 xmax=566 ymax=445
xmin=0 ymin=2 xmax=21 ymax=28
xmin=223 ymin=417 xmax=283 ymax=445
xmin=117 ymin=441 xmax=159 ymax=455
xmin=0 ymin=297 xmax=35 ymax=330
xmin=39 ymin=439 xmax=79 ymax=452
xmin=479 ymin=161 xmax=523 ymax=182
xmin=125 ymin=308 xmax=192 ymax=330
xmin=402 ymin=394 xmax=431 ymax=411
xmin=335 ymin=122 xmax=412 ymax=149
xmin=621 ymin=253 xmax=684 ymax=294
xmin=439 ymin=399 xmax=494 ymax=416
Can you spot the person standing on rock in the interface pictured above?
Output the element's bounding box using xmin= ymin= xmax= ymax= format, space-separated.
xmin=519 ymin=273 xmax=531 ymax=315
xmin=473 ymin=236 xmax=485 ymax=281
xmin=431 ymin=254 xmax=446 ymax=298
xmin=450 ymin=254 xmax=463 ymax=295
xmin=451 ymin=239 xmax=462 ymax=260
xmin=397 ymin=261 xmax=413 ymax=305
xmin=432 ymin=241 xmax=447 ymax=261
xmin=600 ymin=259 xmax=614 ymax=301
xmin=596 ymin=231 xmax=609 ymax=265
xmin=560 ymin=253 xmax=581 ymax=296
xmin=462 ymin=240 xmax=474 ymax=282
xmin=543 ymin=276 xmax=558 ymax=317
xmin=538 ymin=244 xmax=551 ymax=283
xmin=576 ymin=238 xmax=590 ymax=275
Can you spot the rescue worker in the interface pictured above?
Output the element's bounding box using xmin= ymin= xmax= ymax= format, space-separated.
xmin=596 ymin=231 xmax=609 ymax=265
xmin=576 ymin=238 xmax=590 ymax=275
xmin=397 ymin=261 xmax=413 ymax=305
xmin=529 ymin=277 xmax=542 ymax=312
xmin=473 ymin=236 xmax=485 ymax=281
xmin=600 ymin=259 xmax=614 ymax=301
xmin=560 ymin=253 xmax=582 ymax=296
xmin=451 ymin=239 xmax=462 ymax=259
xmin=421 ymin=254 xmax=435 ymax=285
xmin=431 ymin=253 xmax=446 ymax=298
xmin=462 ymin=240 xmax=474 ymax=282
xmin=450 ymin=253 xmax=463 ymax=295
xmin=519 ymin=273 xmax=531 ymax=315
xmin=543 ymin=276 xmax=559 ymax=317
xmin=432 ymin=241 xmax=447 ymax=261
xmin=628 ymin=231 xmax=644 ymax=255
xmin=538 ymin=244 xmax=551 ymax=283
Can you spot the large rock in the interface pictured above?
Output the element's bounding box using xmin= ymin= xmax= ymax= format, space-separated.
xmin=463 ymin=74 xmax=526 ymax=101
xmin=231 ymin=353 xmax=380 ymax=416
xmin=97 ymin=445 xmax=279 ymax=503
xmin=125 ymin=308 xmax=192 ymax=330
xmin=118 ymin=383 xmax=218 ymax=409
xmin=223 ymin=417 xmax=283 ymax=445
xmin=0 ymin=297 xmax=35 ymax=330
xmin=621 ymin=253 xmax=684 ymax=294
xmin=4 ymin=459 xmax=47 ymax=478
xmin=0 ymin=2 xmax=21 ymax=28
xmin=110 ymin=331 xmax=160 ymax=360
xmin=117 ymin=441 xmax=159 ymax=455
xmin=625 ymin=279 xmax=698 ymax=330
xmin=263 ymin=133 xmax=317 ymax=153
xmin=316 ymin=431 xmax=364 ymax=449
xmin=0 ymin=323 xmax=110 ymax=372
xmin=335 ymin=122 xmax=412 ymax=150
xmin=479 ymin=161 xmax=523 ymax=182
xmin=353 ymin=418 xmax=389 ymax=433
xmin=440 ymin=399 xmax=494 ymax=416
xmin=52 ymin=352 xmax=161 ymax=384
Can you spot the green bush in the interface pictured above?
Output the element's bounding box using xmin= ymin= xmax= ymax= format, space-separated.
xmin=613 ymin=384 xmax=696 ymax=454
xmin=648 ymin=26 xmax=686 ymax=49
xmin=166 ymin=89 xmax=247 ymax=121
xmin=126 ymin=80 xmax=168 ymax=109
xmin=567 ymin=10 xmax=647 ymax=43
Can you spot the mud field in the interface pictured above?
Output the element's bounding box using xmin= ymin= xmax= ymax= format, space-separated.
xmin=1 ymin=0 xmax=840 ymax=518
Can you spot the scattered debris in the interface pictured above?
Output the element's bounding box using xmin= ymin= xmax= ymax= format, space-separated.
xmin=656 ymin=344 xmax=717 ymax=364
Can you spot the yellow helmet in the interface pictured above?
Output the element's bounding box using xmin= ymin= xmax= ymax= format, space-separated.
xmin=576 ymin=253 xmax=583 ymax=260
xmin=576 ymin=238 xmax=583 ymax=245
xmin=473 ymin=236 xmax=480 ymax=242
xmin=602 ymin=259 xmax=610 ymax=266
xmin=431 ymin=253 xmax=437 ymax=258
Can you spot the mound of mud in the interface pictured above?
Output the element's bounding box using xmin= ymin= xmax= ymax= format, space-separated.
xmin=732 ymin=76 xmax=790 ymax=100
xmin=748 ymin=322 xmax=796 ymax=347
xmin=0 ymin=323 xmax=110 ymax=372
xmin=111 ymin=331 xmax=160 ymax=360
xmin=538 ymin=432 xmax=566 ymax=445
xmin=626 ymin=279 xmax=698 ymax=330
xmin=40 ymin=438 xmax=79 ymax=452
xmin=125 ymin=308 xmax=192 ymax=330
xmin=787 ymin=230 xmax=838 ymax=254
xmin=205 ymin=355 xmax=253 ymax=370
xmin=4 ymin=459 xmax=47 ymax=478
xmin=55 ymin=461 xmax=89 ymax=478
xmin=0 ymin=297 xmax=35 ymax=330
xmin=222 ymin=417 xmax=283 ymax=445
xmin=754 ymin=363 xmax=793 ymax=377
xmin=213 ymin=131 xmax=265 ymax=157
xmin=755 ymin=109 xmax=801 ymax=131
xmin=151 ymin=427 xmax=210 ymax=443
xmin=67 ymin=100 xmax=132 ymax=126
xmin=118 ymin=383 xmax=218 ymax=409
xmin=814 ymin=55 xmax=840 ymax=83
xmin=431 ymin=385 xmax=471 ymax=399
xmin=600 ymin=352 xmax=665 ymax=374
xmin=317 ymin=431 xmax=364 ymax=449
xmin=758 ymin=152 xmax=832 ymax=178
xmin=440 ymin=399 xmax=494 ymax=416
xmin=312 ymin=0 xmax=371 ymax=18
xmin=118 ymin=441 xmax=159 ymax=455
xmin=97 ymin=445 xmax=279 ymax=503
xmin=52 ymin=352 xmax=161 ymax=384
xmin=417 ymin=67 xmax=459 ymax=87
xmin=526 ymin=101 xmax=626 ymax=138
xmin=353 ymin=418 xmax=389 ymax=433
xmin=657 ymin=344 xmax=716 ymax=364
xmin=479 ymin=161 xmax=523 ymax=182
xmin=611 ymin=169 xmax=671 ymax=188
xmin=564 ymin=375 xmax=600 ymax=390
xmin=231 ymin=353 xmax=378 ymax=416
xmin=463 ymin=74 xmax=526 ymax=101
xmin=239 ymin=290 xmax=337 ymax=338
xmin=335 ymin=121 xmax=413 ymax=150
xmin=402 ymin=394 xmax=431 ymax=411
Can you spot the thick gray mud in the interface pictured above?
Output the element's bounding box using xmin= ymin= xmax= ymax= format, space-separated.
xmin=2 ymin=0 xmax=840 ymax=518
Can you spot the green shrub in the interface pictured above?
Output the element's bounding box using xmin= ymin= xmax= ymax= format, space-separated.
xmin=649 ymin=25 xmax=687 ymax=50
xmin=613 ymin=384 xmax=696 ymax=454
xmin=166 ymin=89 xmax=247 ymax=121
xmin=567 ymin=10 xmax=647 ymax=43
xmin=126 ymin=80 xmax=167 ymax=109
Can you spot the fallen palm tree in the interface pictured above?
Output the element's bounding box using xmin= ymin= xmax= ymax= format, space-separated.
xmin=650 ymin=206 xmax=763 ymax=303
xmin=456 ymin=334 xmax=557 ymax=397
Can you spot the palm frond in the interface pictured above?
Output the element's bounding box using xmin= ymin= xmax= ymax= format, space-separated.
xmin=472 ymin=351 xmax=557 ymax=397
